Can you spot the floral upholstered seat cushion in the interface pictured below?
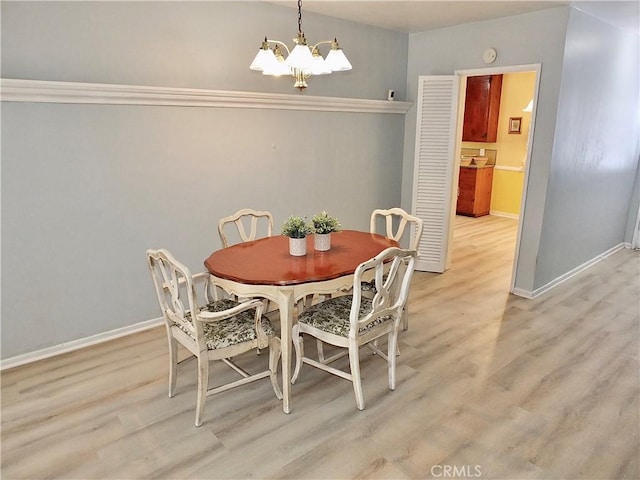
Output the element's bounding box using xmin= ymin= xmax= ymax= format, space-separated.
xmin=361 ymin=280 xmax=377 ymax=293
xmin=297 ymin=295 xmax=391 ymax=337
xmin=181 ymin=299 xmax=274 ymax=350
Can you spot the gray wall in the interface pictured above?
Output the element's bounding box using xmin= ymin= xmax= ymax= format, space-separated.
xmin=1 ymin=2 xmax=408 ymax=359
xmin=1 ymin=1 xmax=408 ymax=100
xmin=535 ymin=8 xmax=640 ymax=287
xmin=403 ymin=8 xmax=569 ymax=294
xmin=403 ymin=6 xmax=640 ymax=293
xmin=4 ymin=1 xmax=639 ymax=360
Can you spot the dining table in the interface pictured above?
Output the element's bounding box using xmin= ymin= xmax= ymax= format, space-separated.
xmin=204 ymin=229 xmax=399 ymax=413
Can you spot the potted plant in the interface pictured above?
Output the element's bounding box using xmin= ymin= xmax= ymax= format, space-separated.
xmin=311 ymin=211 xmax=341 ymax=251
xmin=281 ymin=215 xmax=312 ymax=256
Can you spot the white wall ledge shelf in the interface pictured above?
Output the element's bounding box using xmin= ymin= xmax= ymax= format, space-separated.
xmin=1 ymin=79 xmax=412 ymax=114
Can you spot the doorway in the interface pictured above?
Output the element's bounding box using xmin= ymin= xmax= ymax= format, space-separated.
xmin=410 ymin=64 xmax=540 ymax=295
xmin=455 ymin=68 xmax=538 ymax=292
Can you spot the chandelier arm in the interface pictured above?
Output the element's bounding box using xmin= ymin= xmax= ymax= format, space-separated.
xmin=310 ymin=40 xmax=334 ymax=51
xmin=265 ymin=39 xmax=291 ymax=55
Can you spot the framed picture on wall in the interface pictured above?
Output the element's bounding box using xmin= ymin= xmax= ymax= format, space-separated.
xmin=508 ymin=117 xmax=522 ymax=134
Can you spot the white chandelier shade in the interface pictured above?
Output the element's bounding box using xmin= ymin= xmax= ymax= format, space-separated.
xmin=286 ymin=43 xmax=314 ymax=71
xmin=250 ymin=47 xmax=276 ymax=71
xmin=250 ymin=0 xmax=351 ymax=90
xmin=260 ymin=45 xmax=290 ymax=76
xmin=310 ymin=52 xmax=332 ymax=75
xmin=325 ymin=47 xmax=352 ymax=72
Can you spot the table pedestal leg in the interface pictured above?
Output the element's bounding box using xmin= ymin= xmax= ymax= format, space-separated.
xmin=277 ymin=287 xmax=294 ymax=414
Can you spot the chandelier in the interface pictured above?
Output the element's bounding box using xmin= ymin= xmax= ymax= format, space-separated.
xmin=249 ymin=0 xmax=352 ymax=90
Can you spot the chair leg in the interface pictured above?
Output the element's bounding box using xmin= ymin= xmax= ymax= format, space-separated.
xmin=396 ymin=306 xmax=408 ymax=356
xmin=316 ymin=339 xmax=326 ymax=363
xmin=402 ymin=306 xmax=409 ymax=331
xmin=167 ymin=335 xmax=178 ymax=398
xmin=388 ymin=332 xmax=398 ymax=391
xmin=269 ymin=337 xmax=283 ymax=400
xmin=195 ymin=354 xmax=209 ymax=427
xmin=291 ymin=324 xmax=304 ymax=384
xmin=296 ymin=295 xmax=314 ymax=316
xmin=349 ymin=344 xmax=365 ymax=410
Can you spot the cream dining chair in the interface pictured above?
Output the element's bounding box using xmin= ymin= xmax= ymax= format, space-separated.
xmin=369 ymin=208 xmax=423 ymax=331
xmin=217 ymin=208 xmax=277 ymax=313
xmin=147 ymin=248 xmax=282 ymax=427
xmin=291 ymin=247 xmax=417 ymax=410
xmin=370 ymin=207 xmax=423 ymax=252
xmin=218 ymin=208 xmax=274 ymax=248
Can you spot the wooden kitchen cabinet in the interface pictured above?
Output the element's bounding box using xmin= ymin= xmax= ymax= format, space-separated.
xmin=462 ymin=75 xmax=503 ymax=142
xmin=457 ymin=166 xmax=494 ymax=217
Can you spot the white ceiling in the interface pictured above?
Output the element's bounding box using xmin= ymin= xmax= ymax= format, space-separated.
xmin=266 ymin=1 xmax=640 ymax=34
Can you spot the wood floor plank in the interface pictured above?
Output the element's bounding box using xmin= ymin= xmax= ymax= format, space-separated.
xmin=2 ymin=215 xmax=638 ymax=479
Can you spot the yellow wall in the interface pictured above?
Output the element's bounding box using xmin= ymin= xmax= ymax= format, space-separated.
xmin=461 ymin=71 xmax=536 ymax=217
xmin=491 ymin=169 xmax=525 ymax=216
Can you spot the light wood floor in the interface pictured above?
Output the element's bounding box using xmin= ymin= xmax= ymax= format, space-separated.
xmin=2 ymin=215 xmax=639 ymax=479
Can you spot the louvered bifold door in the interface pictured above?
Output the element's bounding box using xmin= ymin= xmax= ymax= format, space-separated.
xmin=411 ymin=75 xmax=459 ymax=272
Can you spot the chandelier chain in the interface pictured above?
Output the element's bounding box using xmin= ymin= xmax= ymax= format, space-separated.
xmin=297 ymin=0 xmax=303 ymax=35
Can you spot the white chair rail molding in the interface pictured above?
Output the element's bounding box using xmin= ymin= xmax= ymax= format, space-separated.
xmin=0 ymin=79 xmax=411 ymax=114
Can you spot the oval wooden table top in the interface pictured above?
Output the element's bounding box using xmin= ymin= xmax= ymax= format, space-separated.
xmin=204 ymin=230 xmax=398 ymax=286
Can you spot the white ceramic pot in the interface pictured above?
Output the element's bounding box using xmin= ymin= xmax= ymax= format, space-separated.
xmin=314 ymin=233 xmax=331 ymax=251
xmin=289 ymin=237 xmax=307 ymax=256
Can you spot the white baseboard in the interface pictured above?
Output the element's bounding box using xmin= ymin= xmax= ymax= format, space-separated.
xmin=490 ymin=210 xmax=519 ymax=220
xmin=511 ymin=287 xmax=534 ymax=299
xmin=0 ymin=317 xmax=164 ymax=371
xmin=527 ymin=243 xmax=626 ymax=299
xmin=3 ymin=244 xmax=632 ymax=370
